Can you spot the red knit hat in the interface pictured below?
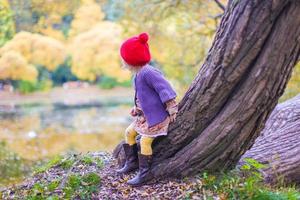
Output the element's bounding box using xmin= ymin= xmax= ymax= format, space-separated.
xmin=120 ymin=32 xmax=151 ymax=66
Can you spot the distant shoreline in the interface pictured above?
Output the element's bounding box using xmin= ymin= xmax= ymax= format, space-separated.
xmin=0 ymin=86 xmax=133 ymax=107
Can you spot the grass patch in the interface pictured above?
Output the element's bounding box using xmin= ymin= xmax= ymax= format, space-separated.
xmin=201 ymin=158 xmax=300 ymax=200
xmin=81 ymin=155 xmax=94 ymax=165
xmin=34 ymin=155 xmax=63 ymax=174
xmin=1 ymin=152 xmax=106 ymax=199
xmin=94 ymin=157 xmax=104 ymax=168
xmin=34 ymin=154 xmax=104 ymax=175
xmin=80 ymin=155 xmax=104 ymax=168
xmin=63 ymin=172 xmax=101 ymax=199
xmin=26 ymin=179 xmax=61 ymax=200
xmin=25 ymin=172 xmax=101 ymax=199
xmin=60 ymin=157 xmax=75 ymax=170
xmin=47 ymin=179 xmax=60 ymax=192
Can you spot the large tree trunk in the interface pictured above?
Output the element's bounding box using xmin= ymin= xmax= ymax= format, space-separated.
xmin=239 ymin=94 xmax=300 ymax=184
xmin=114 ymin=0 xmax=300 ymax=182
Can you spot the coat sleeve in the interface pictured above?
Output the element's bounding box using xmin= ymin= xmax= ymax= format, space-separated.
xmin=144 ymin=68 xmax=177 ymax=103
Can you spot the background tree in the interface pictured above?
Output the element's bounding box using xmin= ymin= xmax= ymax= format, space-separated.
xmin=0 ymin=31 xmax=66 ymax=71
xmin=68 ymin=0 xmax=105 ymax=37
xmin=0 ymin=51 xmax=37 ymax=82
xmin=68 ymin=22 xmax=131 ymax=82
xmin=114 ymin=0 xmax=300 ymax=184
xmin=68 ymin=1 xmax=131 ymax=82
xmin=0 ymin=0 xmax=15 ymax=47
xmin=0 ymin=31 xmax=66 ymax=91
xmin=8 ymin=0 xmax=34 ymax=32
xmin=30 ymin=0 xmax=80 ymax=40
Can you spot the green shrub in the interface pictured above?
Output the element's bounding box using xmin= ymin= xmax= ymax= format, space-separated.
xmin=16 ymin=79 xmax=52 ymax=94
xmin=97 ymin=76 xmax=118 ymax=89
xmin=51 ymin=58 xmax=78 ymax=85
xmin=118 ymin=79 xmax=131 ymax=87
xmin=16 ymin=80 xmax=37 ymax=93
xmin=97 ymin=75 xmax=131 ymax=89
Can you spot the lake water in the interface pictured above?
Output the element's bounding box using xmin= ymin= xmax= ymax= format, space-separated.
xmin=0 ymin=97 xmax=133 ymax=187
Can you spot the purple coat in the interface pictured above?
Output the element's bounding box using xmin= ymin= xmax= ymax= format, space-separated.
xmin=134 ymin=64 xmax=177 ymax=127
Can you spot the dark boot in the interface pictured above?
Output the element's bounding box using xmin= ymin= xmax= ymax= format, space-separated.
xmin=116 ymin=143 xmax=138 ymax=174
xmin=127 ymin=154 xmax=153 ymax=186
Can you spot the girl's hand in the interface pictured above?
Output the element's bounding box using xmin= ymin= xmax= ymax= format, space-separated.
xmin=169 ymin=113 xmax=177 ymax=123
xmin=130 ymin=106 xmax=143 ymax=116
xmin=166 ymin=99 xmax=178 ymax=123
xmin=130 ymin=106 xmax=138 ymax=116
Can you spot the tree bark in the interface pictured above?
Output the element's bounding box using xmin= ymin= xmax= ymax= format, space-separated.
xmin=239 ymin=94 xmax=300 ymax=184
xmin=114 ymin=0 xmax=300 ymax=182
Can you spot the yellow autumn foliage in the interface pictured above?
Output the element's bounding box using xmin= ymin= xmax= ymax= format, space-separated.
xmin=30 ymin=0 xmax=81 ymax=41
xmin=33 ymin=14 xmax=66 ymax=41
xmin=31 ymin=0 xmax=80 ymax=16
xmin=68 ymin=0 xmax=105 ymax=37
xmin=69 ymin=22 xmax=130 ymax=81
xmin=0 ymin=0 xmax=239 ymax=87
xmin=0 ymin=31 xmax=66 ymax=71
xmin=0 ymin=51 xmax=38 ymax=82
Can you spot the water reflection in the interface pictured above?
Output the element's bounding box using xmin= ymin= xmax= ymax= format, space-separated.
xmin=0 ymin=103 xmax=131 ymax=161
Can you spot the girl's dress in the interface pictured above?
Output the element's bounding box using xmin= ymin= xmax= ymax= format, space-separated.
xmin=132 ymin=97 xmax=177 ymax=137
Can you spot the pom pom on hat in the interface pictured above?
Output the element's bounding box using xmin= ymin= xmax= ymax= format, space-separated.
xmin=138 ymin=33 xmax=149 ymax=44
xmin=120 ymin=32 xmax=151 ymax=66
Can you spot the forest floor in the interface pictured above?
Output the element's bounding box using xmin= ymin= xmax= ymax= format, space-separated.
xmin=1 ymin=152 xmax=299 ymax=200
xmin=0 ymin=152 xmax=207 ymax=200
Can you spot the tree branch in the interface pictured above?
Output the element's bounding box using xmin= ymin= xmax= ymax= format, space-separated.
xmin=214 ymin=0 xmax=226 ymax=11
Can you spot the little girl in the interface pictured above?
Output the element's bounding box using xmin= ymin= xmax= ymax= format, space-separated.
xmin=116 ymin=32 xmax=178 ymax=186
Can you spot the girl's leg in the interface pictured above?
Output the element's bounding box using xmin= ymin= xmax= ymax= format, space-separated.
xmin=127 ymin=135 xmax=154 ymax=186
xmin=125 ymin=123 xmax=138 ymax=145
xmin=140 ymin=136 xmax=154 ymax=155
xmin=117 ymin=123 xmax=139 ymax=173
